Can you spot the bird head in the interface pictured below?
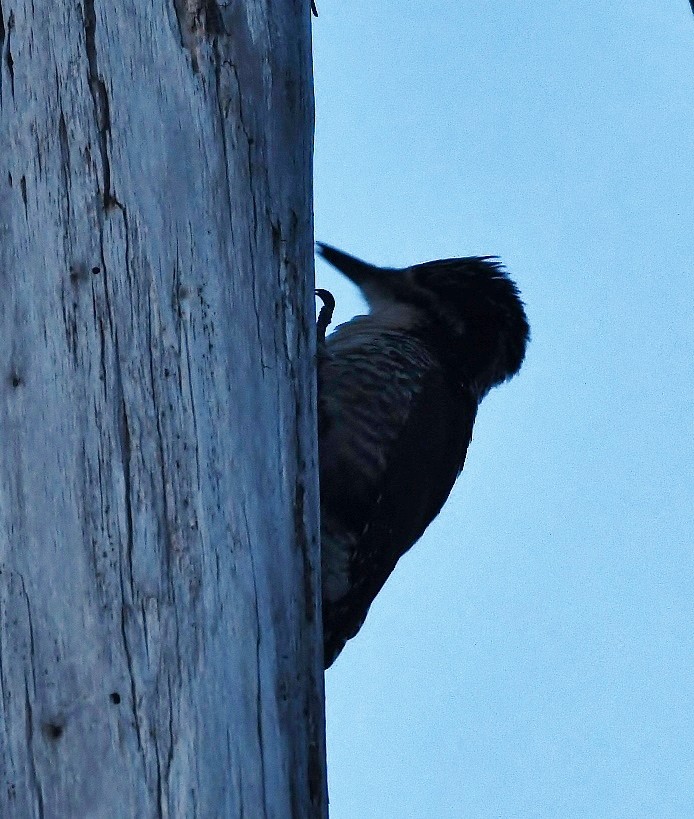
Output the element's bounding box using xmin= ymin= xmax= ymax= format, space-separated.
xmin=317 ymin=243 xmax=529 ymax=395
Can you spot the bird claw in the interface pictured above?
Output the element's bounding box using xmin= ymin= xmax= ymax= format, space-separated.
xmin=315 ymin=288 xmax=335 ymax=344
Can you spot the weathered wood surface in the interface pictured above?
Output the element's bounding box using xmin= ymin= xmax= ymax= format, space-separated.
xmin=0 ymin=1 xmax=325 ymax=815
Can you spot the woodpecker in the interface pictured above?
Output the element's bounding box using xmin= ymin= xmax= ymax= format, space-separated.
xmin=316 ymin=243 xmax=529 ymax=668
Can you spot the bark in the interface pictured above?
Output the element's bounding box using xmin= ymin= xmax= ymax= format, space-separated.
xmin=0 ymin=1 xmax=325 ymax=816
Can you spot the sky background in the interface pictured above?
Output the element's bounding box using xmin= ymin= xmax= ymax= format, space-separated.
xmin=312 ymin=3 xmax=693 ymax=817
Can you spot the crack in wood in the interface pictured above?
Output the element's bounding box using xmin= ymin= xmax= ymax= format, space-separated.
xmin=172 ymin=0 xmax=223 ymax=73
xmin=83 ymin=0 xmax=113 ymax=208
xmin=1 ymin=8 xmax=15 ymax=99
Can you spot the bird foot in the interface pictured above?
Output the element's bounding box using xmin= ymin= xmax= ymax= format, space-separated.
xmin=315 ymin=288 xmax=335 ymax=345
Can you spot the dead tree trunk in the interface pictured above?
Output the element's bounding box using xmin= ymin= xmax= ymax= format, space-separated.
xmin=0 ymin=1 xmax=325 ymax=816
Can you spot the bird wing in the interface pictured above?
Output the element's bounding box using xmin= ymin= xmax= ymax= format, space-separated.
xmin=319 ymin=326 xmax=477 ymax=665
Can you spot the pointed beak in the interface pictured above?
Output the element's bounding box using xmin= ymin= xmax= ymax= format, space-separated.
xmin=316 ymin=243 xmax=396 ymax=305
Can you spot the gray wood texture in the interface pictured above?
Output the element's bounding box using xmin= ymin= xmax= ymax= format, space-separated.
xmin=0 ymin=1 xmax=326 ymax=815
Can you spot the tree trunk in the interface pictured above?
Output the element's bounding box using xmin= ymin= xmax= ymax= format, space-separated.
xmin=0 ymin=1 xmax=325 ymax=816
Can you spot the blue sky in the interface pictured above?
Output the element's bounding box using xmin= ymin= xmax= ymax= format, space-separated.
xmin=312 ymin=3 xmax=693 ymax=817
